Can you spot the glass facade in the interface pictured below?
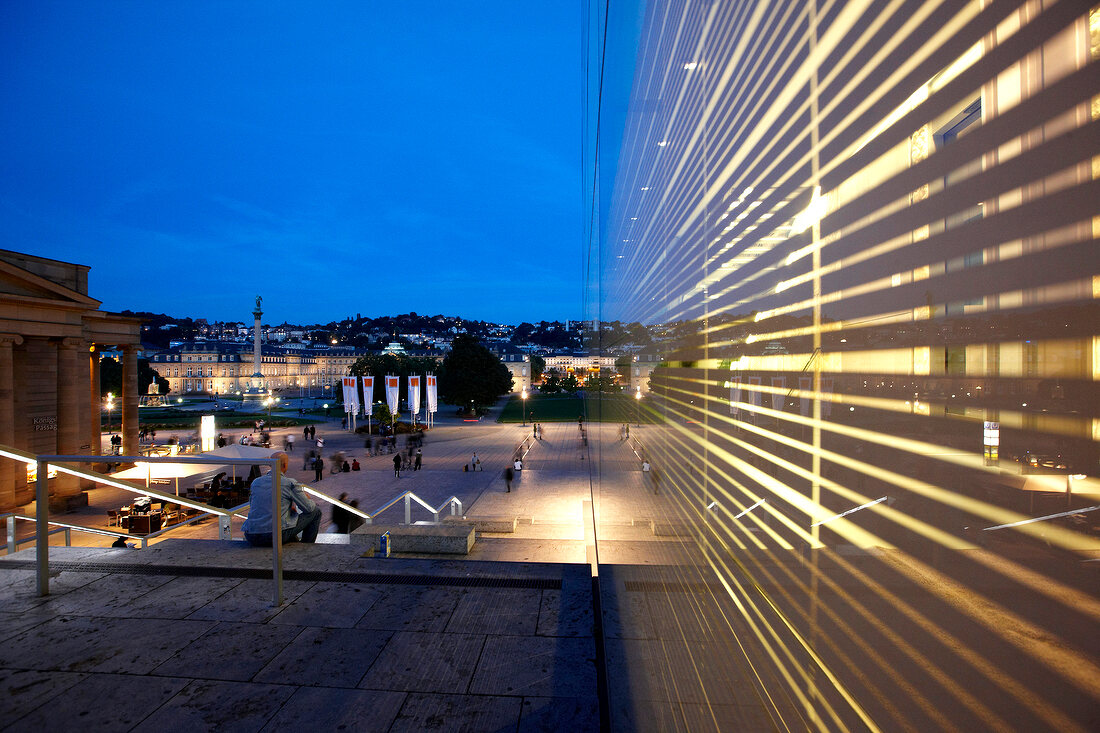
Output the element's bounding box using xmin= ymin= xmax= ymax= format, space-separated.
xmin=584 ymin=1 xmax=1100 ymax=729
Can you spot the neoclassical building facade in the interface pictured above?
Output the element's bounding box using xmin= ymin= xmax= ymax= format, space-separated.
xmin=0 ymin=250 xmax=142 ymax=512
xmin=150 ymin=342 xmax=362 ymax=397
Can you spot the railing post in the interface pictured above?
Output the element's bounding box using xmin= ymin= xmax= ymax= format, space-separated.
xmin=433 ymin=511 xmax=439 ymax=523
xmin=6 ymin=516 xmax=14 ymax=555
xmin=451 ymin=499 xmax=458 ymax=516
xmin=64 ymin=528 xmax=71 ymax=546
xmin=404 ymin=494 xmax=411 ymax=525
xmin=218 ymin=514 xmax=231 ymax=540
xmin=35 ymin=460 xmax=49 ymax=596
xmin=141 ymin=537 xmax=147 ymax=549
xmin=272 ymin=458 xmax=283 ymax=607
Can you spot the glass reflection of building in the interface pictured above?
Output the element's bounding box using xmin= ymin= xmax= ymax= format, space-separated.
xmin=584 ymin=2 xmax=1100 ymax=730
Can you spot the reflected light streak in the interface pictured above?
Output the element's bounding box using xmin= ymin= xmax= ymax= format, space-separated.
xmin=983 ymin=505 xmax=1100 ymax=532
xmin=811 ymin=496 xmax=889 ymax=527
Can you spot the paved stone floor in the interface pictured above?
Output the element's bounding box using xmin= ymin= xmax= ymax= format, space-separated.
xmin=0 ymin=543 xmax=599 ymax=732
xmin=0 ymin=416 xmax=782 ymax=731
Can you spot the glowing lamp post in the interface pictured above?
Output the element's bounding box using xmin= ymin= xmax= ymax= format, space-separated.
xmin=521 ymin=388 xmax=528 ymax=427
xmin=635 ymin=387 xmax=642 ymax=427
xmin=105 ymin=392 xmax=114 ymax=433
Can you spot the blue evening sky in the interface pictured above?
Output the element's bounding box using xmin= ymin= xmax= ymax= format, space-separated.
xmin=1 ymin=2 xmax=583 ymax=325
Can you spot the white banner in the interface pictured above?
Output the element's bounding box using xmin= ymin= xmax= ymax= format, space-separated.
xmin=361 ymin=376 xmax=374 ymax=416
xmin=342 ymin=376 xmax=360 ymax=414
xmin=799 ymin=376 xmax=812 ymax=416
xmin=385 ymin=375 xmax=400 ymax=416
xmin=426 ymin=374 xmax=438 ymax=413
xmin=747 ymin=377 xmax=762 ymax=408
xmin=771 ymin=377 xmax=786 ymax=411
xmin=408 ymin=375 xmax=421 ymax=417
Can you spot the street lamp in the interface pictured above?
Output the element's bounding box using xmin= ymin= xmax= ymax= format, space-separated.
xmin=521 ymin=388 xmax=527 ymax=427
xmin=105 ymin=392 xmax=114 ymax=433
xmin=635 ymin=387 xmax=642 ymax=427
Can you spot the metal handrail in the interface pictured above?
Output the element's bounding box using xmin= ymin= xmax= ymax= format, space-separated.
xmin=300 ymin=487 xmax=370 ymax=521
xmin=368 ymin=490 xmax=462 ymax=525
xmin=138 ymin=501 xmax=251 ymax=545
xmin=298 ymin=486 xmax=461 ymax=526
xmin=0 ymin=444 xmax=285 ymax=607
xmin=3 ymin=512 xmax=131 ymax=555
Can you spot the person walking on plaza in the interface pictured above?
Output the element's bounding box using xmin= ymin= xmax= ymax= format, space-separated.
xmin=287 ymin=433 xmax=295 ymax=451
xmin=504 ymin=465 xmax=514 ymax=492
xmin=303 ymin=426 xmax=309 ymax=442
xmin=313 ymin=455 xmax=324 ymax=482
xmin=642 ymin=460 xmax=657 ymax=494
xmin=309 ymin=425 xmax=316 ymax=440
xmin=242 ymin=452 xmax=321 ymax=547
xmin=393 ymin=452 xmax=402 ymax=478
xmin=471 ymin=452 xmax=482 ymax=471
xmin=347 ymin=500 xmax=365 ymax=533
xmin=414 ymin=448 xmax=422 ymax=471
xmin=332 ymin=492 xmax=350 ymax=534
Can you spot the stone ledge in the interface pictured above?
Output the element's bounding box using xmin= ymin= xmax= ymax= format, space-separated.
xmin=349 ymin=523 xmax=475 ymax=554
xmin=651 ymin=521 xmax=691 ymax=537
xmin=443 ymin=515 xmax=518 ymax=533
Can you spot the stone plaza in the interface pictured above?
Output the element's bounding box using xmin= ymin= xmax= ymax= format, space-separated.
xmin=0 ymin=407 xmax=779 ymax=731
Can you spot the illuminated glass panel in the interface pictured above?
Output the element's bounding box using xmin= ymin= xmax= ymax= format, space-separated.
xmin=585 ymin=1 xmax=1100 ymax=729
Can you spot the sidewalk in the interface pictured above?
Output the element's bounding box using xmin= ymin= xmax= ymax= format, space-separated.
xmin=0 ymin=543 xmax=598 ymax=732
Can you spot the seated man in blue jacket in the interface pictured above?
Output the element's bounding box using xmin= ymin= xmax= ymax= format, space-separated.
xmin=242 ymin=451 xmax=322 ymax=547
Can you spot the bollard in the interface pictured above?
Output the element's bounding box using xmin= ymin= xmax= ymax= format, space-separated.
xmin=6 ymin=516 xmax=15 ymax=556
xmin=379 ymin=531 xmax=391 ymax=557
xmin=218 ymin=514 xmax=232 ymax=541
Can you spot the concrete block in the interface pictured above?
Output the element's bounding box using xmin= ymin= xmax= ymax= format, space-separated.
xmin=349 ymin=523 xmax=475 ymax=554
xmin=443 ymin=515 xmax=518 ymax=533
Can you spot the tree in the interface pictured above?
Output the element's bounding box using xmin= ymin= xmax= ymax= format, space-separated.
xmin=541 ymin=371 xmax=562 ymax=394
xmin=530 ymin=354 xmax=545 ymax=383
xmin=614 ymin=354 xmax=634 ymax=383
xmin=585 ymin=369 xmax=619 ymax=392
xmin=439 ymin=334 xmax=513 ymax=411
xmin=350 ymin=353 xmax=439 ymax=407
xmin=561 ymin=373 xmax=580 ymax=394
xmin=100 ymin=357 xmax=170 ymax=396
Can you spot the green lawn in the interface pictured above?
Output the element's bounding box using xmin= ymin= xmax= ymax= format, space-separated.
xmin=499 ymin=394 xmax=583 ymax=423
xmin=498 ymin=392 xmax=659 ymax=423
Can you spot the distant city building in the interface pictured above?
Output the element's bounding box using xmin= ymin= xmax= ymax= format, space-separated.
xmin=543 ymin=352 xmax=616 ymax=376
xmin=626 ymin=352 xmax=662 ymax=394
xmin=149 ymin=343 xmax=362 ymax=396
xmin=498 ymin=352 xmax=530 ymax=393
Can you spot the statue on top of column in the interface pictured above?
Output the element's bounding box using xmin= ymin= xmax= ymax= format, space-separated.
xmin=254 ymin=295 xmax=262 ymax=311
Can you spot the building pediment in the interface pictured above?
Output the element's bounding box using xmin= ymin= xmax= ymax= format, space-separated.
xmin=0 ymin=258 xmax=99 ymax=309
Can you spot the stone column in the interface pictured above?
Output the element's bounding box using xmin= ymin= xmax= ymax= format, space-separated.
xmin=54 ymin=337 xmax=83 ymax=503
xmin=252 ymin=300 xmax=264 ymax=389
xmin=121 ymin=345 xmax=139 ymax=457
xmin=88 ymin=346 xmax=101 ymax=457
xmin=0 ymin=335 xmax=23 ymax=512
